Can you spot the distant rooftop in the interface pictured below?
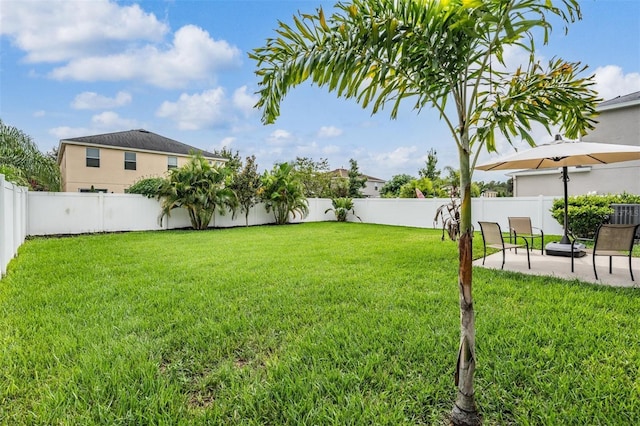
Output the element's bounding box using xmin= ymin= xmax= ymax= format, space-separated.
xmin=61 ymin=129 xmax=223 ymax=159
xmin=599 ymin=91 xmax=640 ymax=109
xmin=330 ymin=168 xmax=386 ymax=182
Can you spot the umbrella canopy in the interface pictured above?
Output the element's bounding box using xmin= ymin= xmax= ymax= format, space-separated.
xmin=476 ymin=137 xmax=640 ymax=171
xmin=475 ymin=135 xmax=640 ymax=252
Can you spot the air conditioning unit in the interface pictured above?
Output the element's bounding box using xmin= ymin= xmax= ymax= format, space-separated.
xmin=610 ymin=204 xmax=640 ymax=239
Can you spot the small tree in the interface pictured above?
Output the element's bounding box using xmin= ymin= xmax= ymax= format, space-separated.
xmin=347 ymin=159 xmax=367 ymax=198
xmin=234 ymin=155 xmax=262 ymax=226
xmin=379 ymin=174 xmax=414 ymax=198
xmin=291 ymin=156 xmax=333 ymax=197
xmin=213 ymin=147 xmax=243 ymax=174
xmin=260 ymin=162 xmax=309 ymax=225
xmin=157 ymin=153 xmax=237 ymax=230
xmin=399 ymin=177 xmax=434 ymax=198
xmin=251 ymin=2 xmax=598 ymax=423
xmin=419 ymin=148 xmax=441 ymax=181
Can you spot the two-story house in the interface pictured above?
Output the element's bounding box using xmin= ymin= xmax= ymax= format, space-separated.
xmin=57 ymin=129 xmax=226 ymax=193
xmin=330 ymin=168 xmax=386 ymax=198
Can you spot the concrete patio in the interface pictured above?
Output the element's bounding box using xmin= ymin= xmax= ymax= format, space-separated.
xmin=474 ymin=247 xmax=640 ymax=288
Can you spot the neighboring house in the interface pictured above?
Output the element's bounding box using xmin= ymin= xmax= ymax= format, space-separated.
xmin=510 ymin=91 xmax=640 ymax=197
xmin=58 ymin=129 xmax=226 ymax=193
xmin=330 ymin=168 xmax=386 ymax=198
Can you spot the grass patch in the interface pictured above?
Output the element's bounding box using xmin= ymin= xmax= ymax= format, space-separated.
xmin=1 ymin=223 xmax=638 ymax=424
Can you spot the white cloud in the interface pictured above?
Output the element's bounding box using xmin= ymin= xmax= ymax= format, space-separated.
xmin=317 ymin=126 xmax=343 ymax=138
xmin=156 ymin=85 xmax=260 ymax=130
xmin=72 ymin=91 xmax=132 ymax=110
xmin=593 ymin=65 xmax=640 ymax=101
xmin=0 ymin=0 xmax=168 ymax=63
xmin=50 ymin=25 xmax=241 ymax=88
xmin=322 ymin=145 xmax=341 ymax=155
xmin=267 ymin=129 xmax=294 ymax=146
xmin=372 ymin=146 xmax=421 ymax=167
xmin=90 ymin=111 xmax=139 ymax=129
xmin=49 ymin=111 xmax=141 ymax=139
xmin=49 ymin=126 xmax=90 ymax=140
xmin=211 ymin=137 xmax=237 ymax=152
xmin=156 ymin=88 xmax=228 ymax=130
xmin=232 ymin=86 xmax=258 ymax=116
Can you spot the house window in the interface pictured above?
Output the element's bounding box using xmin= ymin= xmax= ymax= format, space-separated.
xmin=168 ymin=156 xmax=178 ymax=170
xmin=124 ymin=152 xmax=136 ymax=170
xmin=86 ymin=148 xmax=100 ymax=167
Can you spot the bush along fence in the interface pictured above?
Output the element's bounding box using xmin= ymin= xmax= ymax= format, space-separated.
xmin=4 ymin=187 xmax=570 ymax=276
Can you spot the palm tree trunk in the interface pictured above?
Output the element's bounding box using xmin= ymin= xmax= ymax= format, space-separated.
xmin=451 ymin=145 xmax=481 ymax=426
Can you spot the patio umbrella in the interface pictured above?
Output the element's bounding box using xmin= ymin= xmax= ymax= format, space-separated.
xmin=476 ymin=135 xmax=640 ymax=254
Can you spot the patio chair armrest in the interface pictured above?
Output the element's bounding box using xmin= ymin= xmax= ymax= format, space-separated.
xmin=512 ymin=231 xmax=530 ymax=249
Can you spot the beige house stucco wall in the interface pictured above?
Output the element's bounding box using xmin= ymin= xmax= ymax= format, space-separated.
xmin=60 ymin=144 xmax=222 ymax=193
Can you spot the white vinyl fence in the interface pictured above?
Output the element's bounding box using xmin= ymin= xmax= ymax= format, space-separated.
xmin=352 ymin=196 xmax=563 ymax=235
xmin=26 ymin=193 xmax=334 ymax=235
xmin=1 ymin=186 xmax=565 ymax=277
xmin=0 ymin=175 xmax=28 ymax=277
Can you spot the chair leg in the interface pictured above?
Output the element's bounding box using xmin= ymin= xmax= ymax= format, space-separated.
xmin=526 ymin=247 xmax=530 ymax=269
xmin=541 ymin=235 xmax=544 ymax=255
xmin=482 ymin=247 xmax=487 ymax=265
xmin=609 ymin=256 xmax=613 ymax=275
xmin=501 ymin=250 xmax=505 ymax=270
xmin=593 ymin=252 xmax=599 ymax=280
xmin=630 ymin=254 xmax=635 ymax=282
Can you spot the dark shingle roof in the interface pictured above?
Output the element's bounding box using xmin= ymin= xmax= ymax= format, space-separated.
xmin=63 ymin=129 xmax=223 ymax=158
xmin=599 ymin=91 xmax=640 ymax=108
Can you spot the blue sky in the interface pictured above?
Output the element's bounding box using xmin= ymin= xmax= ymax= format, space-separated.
xmin=1 ymin=0 xmax=639 ymax=182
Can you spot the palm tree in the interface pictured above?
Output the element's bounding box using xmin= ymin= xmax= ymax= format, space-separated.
xmin=260 ymin=163 xmax=309 ymax=225
xmin=157 ymin=153 xmax=237 ymax=230
xmin=251 ymin=1 xmax=599 ymax=424
xmin=0 ymin=119 xmax=61 ymax=191
xmin=324 ymin=197 xmax=361 ymax=222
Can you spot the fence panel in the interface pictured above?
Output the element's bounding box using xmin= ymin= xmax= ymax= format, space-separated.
xmin=0 ymin=175 xmax=28 ymax=277
xmin=24 ymin=192 xmax=564 ymax=237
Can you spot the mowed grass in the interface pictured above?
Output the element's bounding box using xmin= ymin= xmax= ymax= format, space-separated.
xmin=1 ymin=222 xmax=638 ymax=425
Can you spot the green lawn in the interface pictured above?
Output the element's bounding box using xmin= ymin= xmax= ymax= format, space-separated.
xmin=1 ymin=223 xmax=638 ymax=425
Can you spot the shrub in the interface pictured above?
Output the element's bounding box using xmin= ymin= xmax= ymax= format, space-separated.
xmin=0 ymin=164 xmax=29 ymax=187
xmin=551 ymin=193 xmax=640 ymax=238
xmin=260 ymin=163 xmax=308 ymax=225
xmin=324 ymin=197 xmax=361 ymax=222
xmin=125 ymin=177 xmax=165 ymax=198
xmin=157 ymin=154 xmax=237 ymax=230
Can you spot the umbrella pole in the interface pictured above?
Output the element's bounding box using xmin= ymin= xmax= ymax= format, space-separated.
xmin=545 ymin=166 xmax=585 ymax=257
xmin=560 ymin=166 xmax=571 ymax=244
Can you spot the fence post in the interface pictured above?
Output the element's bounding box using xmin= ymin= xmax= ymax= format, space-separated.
xmin=13 ymin=184 xmax=20 ymax=253
xmin=0 ymin=175 xmax=6 ymax=276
